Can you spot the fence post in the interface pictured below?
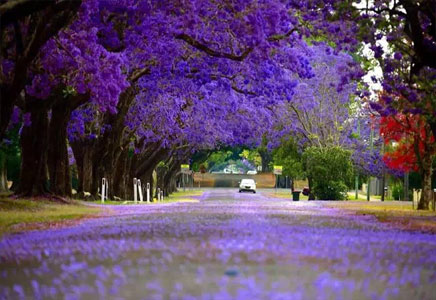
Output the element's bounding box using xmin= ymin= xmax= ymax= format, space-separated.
xmin=147 ymin=183 xmax=150 ymax=203
xmin=138 ymin=179 xmax=143 ymax=202
xmin=101 ymin=178 xmax=106 ymax=203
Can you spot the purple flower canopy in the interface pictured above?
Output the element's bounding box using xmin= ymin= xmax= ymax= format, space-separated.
xmin=2 ymin=0 xmax=367 ymax=157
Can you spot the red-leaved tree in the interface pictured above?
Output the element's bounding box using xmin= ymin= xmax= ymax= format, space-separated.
xmin=380 ymin=114 xmax=435 ymax=209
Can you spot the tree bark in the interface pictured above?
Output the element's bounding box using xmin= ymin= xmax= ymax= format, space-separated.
xmin=163 ymin=159 xmax=181 ymax=196
xmin=258 ymin=148 xmax=271 ymax=172
xmin=16 ymin=110 xmax=50 ymax=196
xmin=70 ymin=139 xmax=94 ymax=198
xmin=307 ymin=176 xmax=315 ymax=200
xmin=113 ymin=149 xmax=130 ymax=199
xmin=430 ymin=121 xmax=436 ymax=145
xmin=0 ymin=150 xmax=8 ymax=192
xmin=418 ymin=154 xmax=433 ymax=210
xmin=156 ymin=164 xmax=166 ymax=197
xmin=47 ymin=103 xmax=72 ymax=196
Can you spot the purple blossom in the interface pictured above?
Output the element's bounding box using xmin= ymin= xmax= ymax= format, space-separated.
xmin=393 ymin=52 xmax=403 ymax=60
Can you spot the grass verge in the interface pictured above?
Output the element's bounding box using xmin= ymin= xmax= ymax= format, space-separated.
xmin=89 ymin=189 xmax=205 ymax=205
xmin=0 ymin=197 xmax=101 ymax=236
xmin=166 ymin=189 xmax=203 ymax=202
xmin=322 ymin=201 xmax=436 ymax=233
xmin=266 ymin=190 xmax=309 ymax=201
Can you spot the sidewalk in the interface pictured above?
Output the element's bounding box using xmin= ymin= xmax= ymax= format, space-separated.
xmin=347 ymin=191 xmax=382 ymax=201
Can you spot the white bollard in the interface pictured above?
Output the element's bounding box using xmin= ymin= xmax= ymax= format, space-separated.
xmin=138 ymin=179 xmax=143 ymax=202
xmin=133 ymin=178 xmax=138 ymax=203
xmin=157 ymin=188 xmax=161 ymax=202
xmin=161 ymin=190 xmax=164 ymax=202
xmin=101 ymin=178 xmax=106 ymax=203
xmin=147 ymin=183 xmax=150 ymax=203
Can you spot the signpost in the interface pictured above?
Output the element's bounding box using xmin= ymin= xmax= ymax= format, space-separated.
xmin=273 ymin=166 xmax=283 ymax=192
xmin=273 ymin=165 xmax=283 ymax=175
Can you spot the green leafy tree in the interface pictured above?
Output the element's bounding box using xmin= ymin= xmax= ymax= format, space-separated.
xmin=272 ymin=138 xmax=304 ymax=188
xmin=239 ymin=149 xmax=261 ymax=169
xmin=303 ymin=146 xmax=353 ymax=200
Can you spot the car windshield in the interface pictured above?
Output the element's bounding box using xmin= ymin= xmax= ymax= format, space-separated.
xmin=241 ymin=179 xmax=255 ymax=185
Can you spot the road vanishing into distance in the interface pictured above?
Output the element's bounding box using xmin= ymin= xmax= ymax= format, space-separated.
xmin=1 ymin=189 xmax=435 ymax=299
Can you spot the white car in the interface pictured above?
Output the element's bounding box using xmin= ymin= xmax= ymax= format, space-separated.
xmin=247 ymin=170 xmax=257 ymax=175
xmin=239 ymin=179 xmax=256 ymax=193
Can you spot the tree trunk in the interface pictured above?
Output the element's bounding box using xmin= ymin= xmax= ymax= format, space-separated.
xmin=307 ymin=176 xmax=315 ymax=200
xmin=16 ymin=111 xmax=50 ymax=196
xmin=258 ymin=148 xmax=271 ymax=172
xmin=47 ymin=104 xmax=72 ymax=197
xmin=139 ymin=160 xmax=165 ymax=201
xmin=0 ymin=150 xmax=8 ymax=192
xmin=70 ymin=140 xmax=94 ymax=198
xmin=143 ymin=168 xmax=154 ymax=202
xmin=430 ymin=121 xmax=436 ymax=145
xmin=418 ymin=154 xmax=433 ymax=210
xmin=163 ymin=160 xmax=181 ymax=196
xmin=156 ymin=164 xmax=167 ymax=196
xmin=113 ymin=149 xmax=130 ymax=199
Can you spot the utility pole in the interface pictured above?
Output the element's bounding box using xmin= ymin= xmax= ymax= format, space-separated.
xmin=404 ymin=172 xmax=409 ymax=202
xmin=367 ymin=126 xmax=374 ymax=202
xmin=355 ymin=118 xmax=360 ymax=200
xmin=381 ymin=142 xmax=385 ymax=202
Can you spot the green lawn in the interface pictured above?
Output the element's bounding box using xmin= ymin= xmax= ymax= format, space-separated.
xmin=0 ymin=198 xmax=101 ymax=236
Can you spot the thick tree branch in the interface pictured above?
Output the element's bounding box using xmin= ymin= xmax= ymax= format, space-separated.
xmin=267 ymin=27 xmax=299 ymax=42
xmin=129 ymin=67 xmax=151 ymax=82
xmin=0 ymin=0 xmax=54 ymax=28
xmin=175 ymin=33 xmax=253 ymax=61
xmin=231 ymin=84 xmax=257 ymax=96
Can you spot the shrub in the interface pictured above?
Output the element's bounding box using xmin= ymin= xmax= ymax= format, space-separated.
xmin=303 ymin=146 xmax=353 ymax=200
xmin=313 ymin=181 xmax=348 ymax=200
xmin=392 ymin=183 xmax=402 ymax=200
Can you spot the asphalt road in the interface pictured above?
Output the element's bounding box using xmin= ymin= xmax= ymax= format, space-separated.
xmin=1 ymin=189 xmax=435 ymax=299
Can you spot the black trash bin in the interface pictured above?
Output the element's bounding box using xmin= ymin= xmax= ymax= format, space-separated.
xmin=292 ymin=190 xmax=301 ymax=201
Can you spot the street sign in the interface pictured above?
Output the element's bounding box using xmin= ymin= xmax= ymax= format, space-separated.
xmin=273 ymin=165 xmax=283 ymax=175
xmin=181 ymin=164 xmax=190 ymax=174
